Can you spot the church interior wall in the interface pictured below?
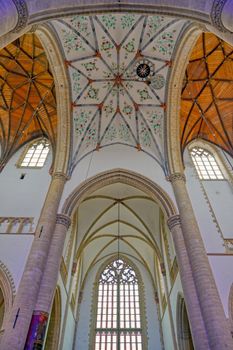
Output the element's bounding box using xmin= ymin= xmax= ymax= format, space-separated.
xmin=0 ymin=146 xmax=52 ymax=227
xmin=59 ymin=145 xmax=176 ymax=212
xmin=0 ymin=235 xmax=33 ymax=289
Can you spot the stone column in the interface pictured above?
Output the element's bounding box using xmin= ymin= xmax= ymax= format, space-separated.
xmin=1 ymin=172 xmax=67 ymax=350
xmin=167 ymin=215 xmax=209 ymax=350
xmin=160 ymin=263 xmax=178 ymax=350
xmin=24 ymin=213 xmax=71 ymax=350
xmin=168 ymin=173 xmax=233 ymax=349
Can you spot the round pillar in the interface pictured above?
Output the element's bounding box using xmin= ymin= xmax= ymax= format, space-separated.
xmin=1 ymin=172 xmax=67 ymax=350
xmin=168 ymin=173 xmax=233 ymax=349
xmin=167 ymin=215 xmax=209 ymax=350
xmin=24 ymin=214 xmax=71 ymax=350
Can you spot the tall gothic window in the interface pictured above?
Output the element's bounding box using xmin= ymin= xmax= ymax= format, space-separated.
xmin=19 ymin=139 xmax=50 ymax=168
xmin=94 ymin=259 xmax=143 ymax=350
xmin=190 ymin=147 xmax=224 ymax=180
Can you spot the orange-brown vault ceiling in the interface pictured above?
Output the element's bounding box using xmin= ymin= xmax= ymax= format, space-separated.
xmin=0 ymin=33 xmax=57 ymax=170
xmin=181 ymin=32 xmax=233 ymax=157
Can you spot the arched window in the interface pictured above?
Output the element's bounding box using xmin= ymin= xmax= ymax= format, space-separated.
xmin=94 ymin=258 xmax=144 ymax=350
xmin=190 ymin=147 xmax=224 ymax=180
xmin=19 ymin=139 xmax=50 ymax=168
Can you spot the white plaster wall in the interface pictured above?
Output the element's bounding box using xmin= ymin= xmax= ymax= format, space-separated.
xmin=184 ymin=149 xmax=229 ymax=252
xmin=0 ymin=234 xmax=33 ymax=289
xmin=74 ymin=256 xmax=162 ymax=350
xmin=0 ymin=147 xmax=52 ymax=226
xmin=60 ymin=145 xmax=176 ymax=212
xmin=208 ymin=256 xmax=233 ymax=317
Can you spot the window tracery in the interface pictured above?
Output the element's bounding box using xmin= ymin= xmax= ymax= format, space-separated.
xmin=19 ymin=139 xmax=50 ymax=168
xmin=94 ymin=259 xmax=143 ymax=350
xmin=190 ymin=147 xmax=224 ymax=180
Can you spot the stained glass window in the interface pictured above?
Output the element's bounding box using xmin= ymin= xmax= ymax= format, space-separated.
xmin=19 ymin=140 xmax=50 ymax=168
xmin=95 ymin=259 xmax=143 ymax=350
xmin=190 ymin=147 xmax=224 ymax=180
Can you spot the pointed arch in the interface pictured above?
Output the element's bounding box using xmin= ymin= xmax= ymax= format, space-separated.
xmin=0 ymin=261 xmax=15 ymax=333
xmin=44 ymin=286 xmax=62 ymax=350
xmin=90 ymin=255 xmax=148 ymax=350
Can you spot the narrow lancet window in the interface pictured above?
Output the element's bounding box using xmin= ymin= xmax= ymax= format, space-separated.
xmin=19 ymin=139 xmax=50 ymax=168
xmin=190 ymin=147 xmax=224 ymax=180
xmin=95 ymin=259 xmax=143 ymax=350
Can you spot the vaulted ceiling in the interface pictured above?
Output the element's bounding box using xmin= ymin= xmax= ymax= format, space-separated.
xmin=0 ymin=33 xmax=57 ymax=169
xmin=181 ymin=32 xmax=233 ymax=157
xmin=51 ymin=14 xmax=188 ymax=174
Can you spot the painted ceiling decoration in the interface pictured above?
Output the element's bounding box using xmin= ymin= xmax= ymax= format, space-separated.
xmin=181 ymin=32 xmax=233 ymax=157
xmin=0 ymin=33 xmax=57 ymax=170
xmin=51 ymin=14 xmax=187 ymax=174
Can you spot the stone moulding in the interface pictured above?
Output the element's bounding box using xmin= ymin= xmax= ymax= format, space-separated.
xmin=210 ymin=0 xmax=228 ymax=33
xmin=11 ymin=0 xmax=28 ymax=33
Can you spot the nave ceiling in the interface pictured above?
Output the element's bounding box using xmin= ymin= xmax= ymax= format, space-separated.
xmin=0 ymin=13 xmax=232 ymax=171
xmin=51 ymin=14 xmax=188 ymax=174
xmin=67 ymin=182 xmax=175 ymax=299
xmin=0 ymin=33 xmax=57 ymax=169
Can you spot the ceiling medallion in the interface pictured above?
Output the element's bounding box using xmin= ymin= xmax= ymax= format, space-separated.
xmin=135 ymin=59 xmax=154 ymax=81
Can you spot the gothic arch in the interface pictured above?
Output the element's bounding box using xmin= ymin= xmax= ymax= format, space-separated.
xmin=62 ymin=168 xmax=177 ymax=218
xmin=177 ymin=293 xmax=194 ymax=350
xmin=0 ymin=260 xmax=15 ymax=331
xmin=34 ymin=24 xmax=72 ymax=176
xmin=44 ymin=286 xmax=62 ymax=350
xmin=166 ymin=24 xmax=202 ymax=175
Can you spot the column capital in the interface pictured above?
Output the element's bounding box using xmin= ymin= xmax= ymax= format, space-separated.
xmin=210 ymin=0 xmax=228 ymax=33
xmin=167 ymin=214 xmax=181 ymax=230
xmin=167 ymin=173 xmax=186 ymax=183
xmin=52 ymin=171 xmax=69 ymax=181
xmin=12 ymin=0 xmax=28 ymax=33
xmin=56 ymin=214 xmax=71 ymax=229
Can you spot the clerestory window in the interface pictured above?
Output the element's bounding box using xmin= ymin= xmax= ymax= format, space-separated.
xmin=190 ymin=147 xmax=224 ymax=180
xmin=19 ymin=139 xmax=50 ymax=168
xmin=94 ymin=258 xmax=144 ymax=350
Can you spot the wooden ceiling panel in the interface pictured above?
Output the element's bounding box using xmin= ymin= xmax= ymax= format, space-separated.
xmin=0 ymin=33 xmax=57 ymax=170
xmin=181 ymin=33 xmax=233 ymax=156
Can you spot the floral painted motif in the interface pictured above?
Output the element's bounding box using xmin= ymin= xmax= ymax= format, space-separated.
xmin=121 ymin=14 xmax=136 ymax=29
xmin=137 ymin=88 xmax=152 ymax=101
xmin=146 ymin=16 xmax=165 ymax=37
xmin=123 ymin=39 xmax=136 ymax=59
xmin=153 ymin=30 xmax=176 ymax=56
xmin=103 ymin=100 xmax=114 ymax=118
xmin=82 ymin=61 xmax=99 ymax=73
xmin=74 ymin=110 xmax=92 ymax=136
xmin=62 ymin=30 xmax=85 ymax=53
xmin=72 ymin=71 xmax=82 ymax=95
xmin=100 ymin=37 xmax=114 ymax=58
xmin=122 ymin=103 xmax=133 ymax=118
xmin=118 ymin=123 xmax=131 ymax=142
xmin=104 ymin=125 xmax=117 ymax=141
xmin=101 ymin=14 xmax=117 ymax=29
xmin=140 ymin=122 xmax=152 ymax=147
xmin=85 ymin=86 xmax=99 ymax=100
xmin=70 ymin=16 xmax=90 ymax=36
xmin=148 ymin=111 xmax=163 ymax=135
xmin=84 ymin=125 xmax=97 ymax=148
xmin=151 ymin=74 xmax=165 ymax=90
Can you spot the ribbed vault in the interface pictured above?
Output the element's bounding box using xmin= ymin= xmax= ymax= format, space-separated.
xmin=0 ymin=33 xmax=57 ymax=169
xmin=181 ymin=32 xmax=233 ymax=156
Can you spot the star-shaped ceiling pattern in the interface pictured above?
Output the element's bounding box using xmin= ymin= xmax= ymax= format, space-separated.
xmin=0 ymin=33 xmax=57 ymax=169
xmin=52 ymin=14 xmax=186 ymax=173
xmin=181 ymin=33 xmax=233 ymax=156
